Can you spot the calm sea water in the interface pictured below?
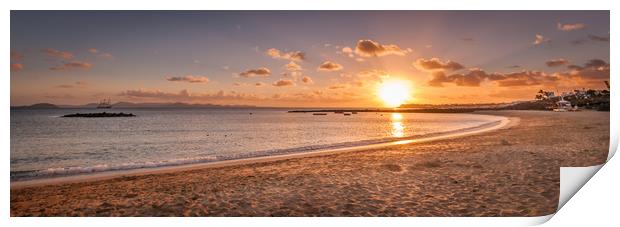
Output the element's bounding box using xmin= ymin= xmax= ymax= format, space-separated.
xmin=10 ymin=108 xmax=503 ymax=180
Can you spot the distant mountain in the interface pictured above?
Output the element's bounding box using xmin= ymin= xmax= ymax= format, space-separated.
xmin=51 ymin=102 xmax=257 ymax=109
xmin=11 ymin=103 xmax=60 ymax=109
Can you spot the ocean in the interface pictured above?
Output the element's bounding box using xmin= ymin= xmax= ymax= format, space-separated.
xmin=10 ymin=108 xmax=503 ymax=180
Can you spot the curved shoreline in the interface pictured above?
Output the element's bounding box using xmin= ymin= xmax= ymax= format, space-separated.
xmin=11 ymin=114 xmax=515 ymax=189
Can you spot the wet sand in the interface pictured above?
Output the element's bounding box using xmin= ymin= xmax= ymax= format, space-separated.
xmin=10 ymin=110 xmax=610 ymax=216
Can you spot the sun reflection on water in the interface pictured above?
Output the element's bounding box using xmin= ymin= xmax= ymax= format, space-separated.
xmin=391 ymin=113 xmax=405 ymax=137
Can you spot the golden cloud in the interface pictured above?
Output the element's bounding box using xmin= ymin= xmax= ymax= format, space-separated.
xmin=354 ymin=39 xmax=409 ymax=57
xmin=533 ymin=34 xmax=550 ymax=45
xmin=265 ymin=48 xmax=305 ymax=61
xmin=557 ymin=22 xmax=586 ymax=31
xmin=285 ymin=61 xmax=302 ymax=71
xmin=317 ymin=61 xmax=343 ymax=71
xmin=239 ymin=67 xmax=271 ymax=77
xmin=301 ymin=76 xmax=313 ymax=84
xmin=272 ymin=78 xmax=295 ymax=87
xmin=414 ymin=58 xmax=464 ymax=71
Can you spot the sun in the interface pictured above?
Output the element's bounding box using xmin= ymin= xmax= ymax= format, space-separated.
xmin=377 ymin=80 xmax=412 ymax=107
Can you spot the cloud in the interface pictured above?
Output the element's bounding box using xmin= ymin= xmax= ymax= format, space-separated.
xmin=301 ymin=76 xmax=313 ymax=84
xmin=317 ymin=61 xmax=343 ymax=71
xmin=88 ymin=48 xmax=114 ymax=59
xmin=11 ymin=63 xmax=23 ymax=72
xmin=428 ymin=68 xmax=557 ymax=87
xmin=338 ymin=46 xmax=356 ymax=58
xmin=495 ymin=71 xmax=558 ymax=87
xmin=563 ymin=59 xmax=610 ymax=81
xmin=56 ymin=81 xmax=88 ymax=89
xmin=428 ymin=69 xmax=497 ymax=87
xmin=507 ymin=65 xmax=521 ymax=69
xmin=11 ymin=51 xmax=23 ymax=61
xmin=120 ymin=89 xmax=193 ymax=99
xmin=588 ymin=35 xmax=609 ymax=42
xmin=41 ymin=48 xmax=74 ymax=60
xmin=238 ymin=67 xmax=271 ymax=77
xmin=533 ymin=34 xmax=550 ymax=45
xmin=354 ymin=69 xmax=390 ymax=83
xmin=354 ymin=39 xmax=409 ymax=57
xmin=427 ymin=59 xmax=609 ymax=88
xmin=272 ymin=78 xmax=295 ymax=87
xmin=166 ymin=75 xmax=210 ymax=83
xmin=49 ymin=61 xmax=92 ymax=71
xmin=98 ymin=53 xmax=114 ymax=59
xmin=328 ymin=84 xmax=347 ymax=90
xmin=119 ymin=89 xmax=263 ymax=102
xmin=285 ymin=61 xmax=302 ymax=71
xmin=255 ymin=82 xmax=266 ymax=87
xmin=265 ymin=48 xmax=305 ymax=61
xmin=342 ymin=46 xmax=353 ymax=54
xmin=557 ymin=22 xmax=586 ymax=31
xmin=350 ymin=80 xmax=365 ymax=87
xmin=427 ymin=71 xmax=451 ymax=87
xmin=267 ymin=89 xmax=366 ymax=105
xmin=545 ymin=58 xmax=569 ymax=67
xmin=44 ymin=94 xmax=76 ymax=99
xmin=414 ymin=58 xmax=464 ymax=71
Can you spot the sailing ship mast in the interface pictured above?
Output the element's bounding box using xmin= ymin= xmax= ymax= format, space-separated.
xmin=97 ymin=99 xmax=113 ymax=109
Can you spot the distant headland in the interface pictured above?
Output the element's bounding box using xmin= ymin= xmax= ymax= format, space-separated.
xmin=11 ymin=102 xmax=256 ymax=109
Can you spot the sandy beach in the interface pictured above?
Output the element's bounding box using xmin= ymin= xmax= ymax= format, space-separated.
xmin=10 ymin=110 xmax=610 ymax=217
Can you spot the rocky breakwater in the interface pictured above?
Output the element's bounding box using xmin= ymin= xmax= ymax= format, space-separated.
xmin=62 ymin=112 xmax=136 ymax=118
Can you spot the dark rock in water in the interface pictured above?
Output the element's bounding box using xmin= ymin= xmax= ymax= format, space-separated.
xmin=62 ymin=112 xmax=136 ymax=118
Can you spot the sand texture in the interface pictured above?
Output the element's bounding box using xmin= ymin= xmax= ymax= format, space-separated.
xmin=10 ymin=110 xmax=610 ymax=217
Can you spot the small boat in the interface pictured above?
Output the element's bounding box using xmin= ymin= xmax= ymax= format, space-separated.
xmin=352 ymin=111 xmax=358 ymax=114
xmin=313 ymin=113 xmax=327 ymax=115
xmin=343 ymin=113 xmax=351 ymax=116
xmin=553 ymin=96 xmax=577 ymax=112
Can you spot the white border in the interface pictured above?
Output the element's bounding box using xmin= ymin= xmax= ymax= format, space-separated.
xmin=3 ymin=0 xmax=617 ymax=226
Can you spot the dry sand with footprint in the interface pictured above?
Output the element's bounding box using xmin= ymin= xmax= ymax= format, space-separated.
xmin=11 ymin=110 xmax=610 ymax=216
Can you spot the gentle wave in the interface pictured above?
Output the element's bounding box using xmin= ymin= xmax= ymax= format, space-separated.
xmin=11 ymin=155 xmax=218 ymax=180
xmin=11 ymin=120 xmax=501 ymax=181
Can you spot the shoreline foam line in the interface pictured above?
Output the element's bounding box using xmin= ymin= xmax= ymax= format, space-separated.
xmin=11 ymin=114 xmax=515 ymax=189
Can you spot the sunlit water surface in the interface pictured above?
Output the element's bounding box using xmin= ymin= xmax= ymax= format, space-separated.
xmin=10 ymin=108 xmax=503 ymax=180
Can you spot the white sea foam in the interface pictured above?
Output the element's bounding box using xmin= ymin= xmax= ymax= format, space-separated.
xmin=11 ymin=155 xmax=218 ymax=180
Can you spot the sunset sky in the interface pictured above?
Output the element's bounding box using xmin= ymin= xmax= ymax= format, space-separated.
xmin=10 ymin=11 xmax=609 ymax=107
